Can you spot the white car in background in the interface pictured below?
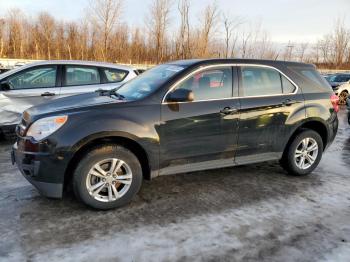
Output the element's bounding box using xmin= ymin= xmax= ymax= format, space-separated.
xmin=334 ymin=81 xmax=350 ymax=105
xmin=0 ymin=60 xmax=138 ymax=137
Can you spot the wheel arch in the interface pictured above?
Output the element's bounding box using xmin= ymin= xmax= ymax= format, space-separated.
xmin=282 ymin=119 xmax=328 ymax=159
xmin=63 ymin=133 xmax=152 ymax=190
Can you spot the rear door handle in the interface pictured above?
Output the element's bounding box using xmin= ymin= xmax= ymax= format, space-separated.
xmin=282 ymin=99 xmax=297 ymax=106
xmin=41 ymin=92 xmax=56 ymax=97
xmin=220 ymin=107 xmax=238 ymax=115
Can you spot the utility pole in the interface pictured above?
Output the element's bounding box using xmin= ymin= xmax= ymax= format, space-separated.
xmin=286 ymin=41 xmax=294 ymax=61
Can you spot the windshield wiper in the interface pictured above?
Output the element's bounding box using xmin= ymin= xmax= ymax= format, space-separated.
xmin=95 ymin=89 xmax=125 ymax=100
xmin=109 ymin=89 xmax=125 ymax=100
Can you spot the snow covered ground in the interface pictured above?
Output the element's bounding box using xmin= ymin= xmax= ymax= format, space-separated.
xmin=0 ymin=109 xmax=349 ymax=262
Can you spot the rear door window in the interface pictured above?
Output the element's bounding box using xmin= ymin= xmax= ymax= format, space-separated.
xmin=241 ymin=67 xmax=283 ymax=96
xmin=64 ymin=66 xmax=100 ymax=86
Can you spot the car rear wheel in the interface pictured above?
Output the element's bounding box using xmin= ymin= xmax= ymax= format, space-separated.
xmin=73 ymin=144 xmax=142 ymax=210
xmin=339 ymin=91 xmax=348 ymax=105
xmin=281 ymin=130 xmax=323 ymax=176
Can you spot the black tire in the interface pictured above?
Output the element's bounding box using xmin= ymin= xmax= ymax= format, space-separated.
xmin=1 ymin=127 xmax=16 ymax=141
xmin=281 ymin=129 xmax=323 ymax=176
xmin=73 ymin=144 xmax=142 ymax=210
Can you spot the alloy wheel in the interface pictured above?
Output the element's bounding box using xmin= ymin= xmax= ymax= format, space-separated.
xmin=86 ymin=158 xmax=132 ymax=202
xmin=294 ymin=137 xmax=319 ymax=170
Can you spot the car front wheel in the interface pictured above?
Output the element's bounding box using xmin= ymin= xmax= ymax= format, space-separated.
xmin=73 ymin=144 xmax=142 ymax=210
xmin=281 ymin=130 xmax=323 ymax=176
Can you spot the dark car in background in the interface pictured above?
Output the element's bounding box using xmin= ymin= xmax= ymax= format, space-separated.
xmin=0 ymin=69 xmax=9 ymax=74
xmin=326 ymin=73 xmax=350 ymax=89
xmin=0 ymin=63 xmax=9 ymax=74
xmin=12 ymin=59 xmax=338 ymax=210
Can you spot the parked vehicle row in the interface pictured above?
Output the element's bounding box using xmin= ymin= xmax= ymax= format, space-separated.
xmin=334 ymin=81 xmax=350 ymax=105
xmin=325 ymin=73 xmax=350 ymax=89
xmin=0 ymin=62 xmax=10 ymax=74
xmin=324 ymin=73 xmax=350 ymax=104
xmin=0 ymin=60 xmax=139 ymax=138
xmin=12 ymin=59 xmax=338 ymax=210
xmin=0 ymin=68 xmax=9 ymax=74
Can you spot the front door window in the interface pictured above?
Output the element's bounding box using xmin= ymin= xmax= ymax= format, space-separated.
xmin=7 ymin=66 xmax=57 ymax=89
xmin=168 ymin=67 xmax=233 ymax=101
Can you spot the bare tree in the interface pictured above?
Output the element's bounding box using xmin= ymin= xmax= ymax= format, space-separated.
xmin=1 ymin=4 xmax=349 ymax=68
xmin=0 ymin=19 xmax=6 ymax=57
xmin=297 ymin=42 xmax=308 ymax=62
xmin=240 ymin=30 xmax=251 ymax=58
xmin=66 ymin=22 xmax=79 ymax=60
xmin=7 ymin=9 xmax=26 ymax=58
xmin=318 ymin=38 xmax=331 ymax=64
xmin=177 ymin=0 xmax=191 ymax=59
xmin=37 ymin=12 xmax=55 ymax=59
xmin=331 ymin=18 xmax=349 ymax=67
xmin=222 ymin=13 xmax=243 ymax=58
xmin=146 ymin=0 xmax=172 ymax=63
xmin=88 ymin=0 xmax=123 ymax=61
xmin=78 ymin=21 xmax=90 ymax=60
xmin=197 ymin=2 xmax=218 ymax=57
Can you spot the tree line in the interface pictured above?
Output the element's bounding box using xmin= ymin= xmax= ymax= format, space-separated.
xmin=0 ymin=0 xmax=349 ymax=69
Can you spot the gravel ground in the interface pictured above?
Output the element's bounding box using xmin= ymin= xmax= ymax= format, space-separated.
xmin=0 ymin=109 xmax=349 ymax=262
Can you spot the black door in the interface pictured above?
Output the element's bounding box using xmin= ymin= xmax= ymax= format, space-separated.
xmin=159 ymin=66 xmax=240 ymax=174
xmin=235 ymin=65 xmax=305 ymax=164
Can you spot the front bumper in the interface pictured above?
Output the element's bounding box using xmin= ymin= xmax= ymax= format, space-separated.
xmin=12 ymin=140 xmax=65 ymax=198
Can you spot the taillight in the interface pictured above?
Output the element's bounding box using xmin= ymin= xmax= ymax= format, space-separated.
xmin=330 ymin=94 xmax=339 ymax=112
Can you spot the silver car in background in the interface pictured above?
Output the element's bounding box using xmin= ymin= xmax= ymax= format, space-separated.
xmin=0 ymin=60 xmax=138 ymax=136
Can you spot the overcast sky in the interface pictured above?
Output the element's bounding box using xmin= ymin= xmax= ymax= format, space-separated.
xmin=0 ymin=0 xmax=349 ymax=43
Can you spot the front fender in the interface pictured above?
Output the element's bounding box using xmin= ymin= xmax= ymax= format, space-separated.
xmin=49 ymin=104 xmax=161 ymax=176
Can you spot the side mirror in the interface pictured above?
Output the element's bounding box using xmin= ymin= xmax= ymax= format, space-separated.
xmin=0 ymin=81 xmax=10 ymax=91
xmin=167 ymin=88 xmax=194 ymax=102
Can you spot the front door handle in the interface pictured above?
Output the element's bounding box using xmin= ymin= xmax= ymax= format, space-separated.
xmin=220 ymin=107 xmax=238 ymax=115
xmin=41 ymin=92 xmax=56 ymax=97
xmin=282 ymin=99 xmax=297 ymax=106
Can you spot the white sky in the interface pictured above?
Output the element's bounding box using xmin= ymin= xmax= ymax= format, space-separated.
xmin=0 ymin=0 xmax=349 ymax=43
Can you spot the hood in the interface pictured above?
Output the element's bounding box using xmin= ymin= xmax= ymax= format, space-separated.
xmin=25 ymin=92 xmax=125 ymax=121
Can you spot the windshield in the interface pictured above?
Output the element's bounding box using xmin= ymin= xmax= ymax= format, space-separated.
xmin=116 ymin=64 xmax=185 ymax=100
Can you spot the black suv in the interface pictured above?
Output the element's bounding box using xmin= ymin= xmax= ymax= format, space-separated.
xmin=12 ymin=59 xmax=339 ymax=210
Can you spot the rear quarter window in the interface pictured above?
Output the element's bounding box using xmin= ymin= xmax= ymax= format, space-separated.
xmin=289 ymin=66 xmax=332 ymax=92
xmin=301 ymin=70 xmax=328 ymax=86
xmin=102 ymin=68 xmax=129 ymax=83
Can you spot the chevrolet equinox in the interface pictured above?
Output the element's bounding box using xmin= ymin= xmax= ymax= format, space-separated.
xmin=12 ymin=59 xmax=339 ymax=210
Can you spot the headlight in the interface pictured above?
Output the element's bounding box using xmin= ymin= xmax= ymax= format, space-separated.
xmin=26 ymin=115 xmax=68 ymax=141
